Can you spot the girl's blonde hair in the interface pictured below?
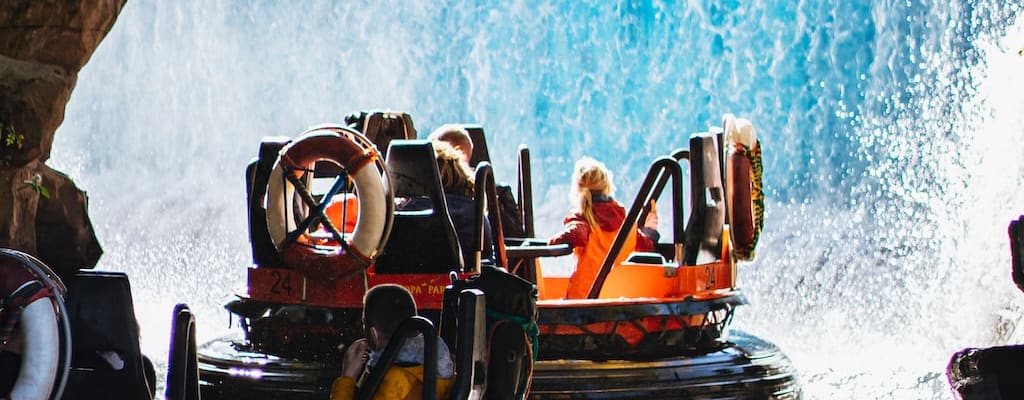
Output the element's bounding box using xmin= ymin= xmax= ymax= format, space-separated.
xmin=571 ymin=157 xmax=615 ymax=228
xmin=434 ymin=141 xmax=475 ymax=197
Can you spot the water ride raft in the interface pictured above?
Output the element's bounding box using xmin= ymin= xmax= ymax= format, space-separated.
xmin=195 ymin=111 xmax=799 ymax=399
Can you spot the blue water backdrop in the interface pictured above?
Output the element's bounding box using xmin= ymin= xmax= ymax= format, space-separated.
xmin=50 ymin=1 xmax=1024 ymax=398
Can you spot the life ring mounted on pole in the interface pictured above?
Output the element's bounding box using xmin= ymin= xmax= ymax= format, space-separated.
xmin=722 ymin=115 xmax=764 ymax=261
xmin=266 ymin=125 xmax=394 ymax=281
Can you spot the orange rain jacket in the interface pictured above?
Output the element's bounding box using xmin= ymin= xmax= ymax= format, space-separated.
xmin=548 ymin=198 xmax=656 ymax=299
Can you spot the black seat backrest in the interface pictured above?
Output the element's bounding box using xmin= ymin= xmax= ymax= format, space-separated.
xmin=62 ymin=270 xmax=152 ymax=400
xmin=683 ymin=133 xmax=726 ymax=265
xmin=442 ymin=288 xmax=487 ymax=400
xmin=485 ymin=322 xmax=532 ymax=400
xmin=375 ymin=140 xmax=463 ymax=274
xmin=464 ymin=125 xmax=490 ymax=169
xmin=442 ymin=267 xmax=537 ymax=399
xmin=247 ymin=137 xmax=290 ymax=268
xmin=361 ymin=111 xmax=416 ymax=157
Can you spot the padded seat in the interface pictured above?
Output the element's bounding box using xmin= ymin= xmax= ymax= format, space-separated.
xmin=360 ymin=289 xmax=489 ymax=400
xmin=463 ymin=124 xmax=490 ymax=169
xmin=246 ymin=137 xmax=291 ymax=268
xmin=360 ymin=111 xmax=416 ymax=156
xmin=375 ymin=140 xmax=463 ymax=274
xmin=442 ymin=267 xmax=537 ymax=399
xmin=358 ymin=269 xmax=537 ymax=399
xmin=444 ymin=289 xmax=487 ymax=400
xmin=62 ymin=270 xmax=153 ymax=400
xmin=683 ymin=133 xmax=726 ymax=265
xmin=246 ymin=113 xmax=414 ymax=269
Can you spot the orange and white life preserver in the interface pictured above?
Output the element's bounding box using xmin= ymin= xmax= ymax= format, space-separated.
xmin=1 ymin=257 xmax=60 ymax=400
xmin=266 ymin=126 xmax=390 ymax=281
xmin=723 ymin=115 xmax=764 ymax=261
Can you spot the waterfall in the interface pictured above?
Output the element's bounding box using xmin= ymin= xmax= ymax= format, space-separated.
xmin=49 ymin=1 xmax=1024 ymax=398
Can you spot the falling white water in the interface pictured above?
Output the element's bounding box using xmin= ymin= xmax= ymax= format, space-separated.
xmin=48 ymin=1 xmax=1024 ymax=398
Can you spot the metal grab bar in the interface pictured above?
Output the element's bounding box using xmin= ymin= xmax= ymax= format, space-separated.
xmin=166 ymin=303 xmax=200 ymax=400
xmin=355 ymin=316 xmax=440 ymax=400
xmin=473 ymin=162 xmax=507 ymax=271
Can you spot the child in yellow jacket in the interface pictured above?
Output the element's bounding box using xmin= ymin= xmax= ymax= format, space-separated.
xmin=331 ymin=284 xmax=455 ymax=400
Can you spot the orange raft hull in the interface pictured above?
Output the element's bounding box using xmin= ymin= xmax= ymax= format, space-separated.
xmin=533 ymin=249 xmax=743 ymax=359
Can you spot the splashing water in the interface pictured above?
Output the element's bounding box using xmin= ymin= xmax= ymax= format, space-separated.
xmin=48 ymin=1 xmax=1024 ymax=398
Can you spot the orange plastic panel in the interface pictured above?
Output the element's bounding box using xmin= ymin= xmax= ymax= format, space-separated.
xmin=599 ymin=263 xmax=680 ymax=298
xmin=248 ymin=267 xmax=459 ymax=309
xmin=539 ymin=276 xmax=569 ymax=300
xmin=677 ymin=260 xmax=734 ymax=297
xmin=324 ymin=194 xmax=359 ymax=233
xmin=534 ymin=259 xmax=548 ymax=299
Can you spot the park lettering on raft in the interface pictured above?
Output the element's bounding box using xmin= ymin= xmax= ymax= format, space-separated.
xmin=402 ymin=283 xmax=446 ymax=295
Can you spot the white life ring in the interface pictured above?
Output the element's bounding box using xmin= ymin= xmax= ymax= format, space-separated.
xmin=266 ymin=126 xmax=390 ymax=280
xmin=8 ymin=297 xmax=59 ymax=400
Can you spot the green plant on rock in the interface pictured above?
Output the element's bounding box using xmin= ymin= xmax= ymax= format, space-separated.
xmin=1 ymin=120 xmax=25 ymax=168
xmin=0 ymin=120 xmax=47 ymax=198
xmin=22 ymin=173 xmax=49 ymax=199
xmin=1 ymin=122 xmax=22 ymax=150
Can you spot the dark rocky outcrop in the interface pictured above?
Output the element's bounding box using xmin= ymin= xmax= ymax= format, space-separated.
xmin=0 ymin=54 xmax=75 ymax=168
xmin=0 ymin=0 xmax=126 ymax=276
xmin=0 ymin=1 xmax=125 ymax=73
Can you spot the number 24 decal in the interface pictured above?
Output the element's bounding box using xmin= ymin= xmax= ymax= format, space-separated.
xmin=271 ymin=270 xmax=293 ymax=295
xmin=704 ymin=266 xmax=717 ymax=289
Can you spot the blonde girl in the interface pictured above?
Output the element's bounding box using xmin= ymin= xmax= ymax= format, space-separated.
xmin=548 ymin=157 xmax=658 ymax=299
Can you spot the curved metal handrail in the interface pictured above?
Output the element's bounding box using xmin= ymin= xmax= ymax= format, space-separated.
xmin=166 ymin=303 xmax=200 ymax=400
xmin=519 ymin=145 xmax=535 ymax=238
xmin=448 ymin=289 xmax=486 ymax=400
xmin=356 ymin=316 xmax=440 ymax=400
xmin=473 ymin=162 xmax=507 ymax=271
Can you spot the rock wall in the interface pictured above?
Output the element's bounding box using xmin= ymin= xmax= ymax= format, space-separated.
xmin=0 ymin=0 xmax=126 ymax=276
